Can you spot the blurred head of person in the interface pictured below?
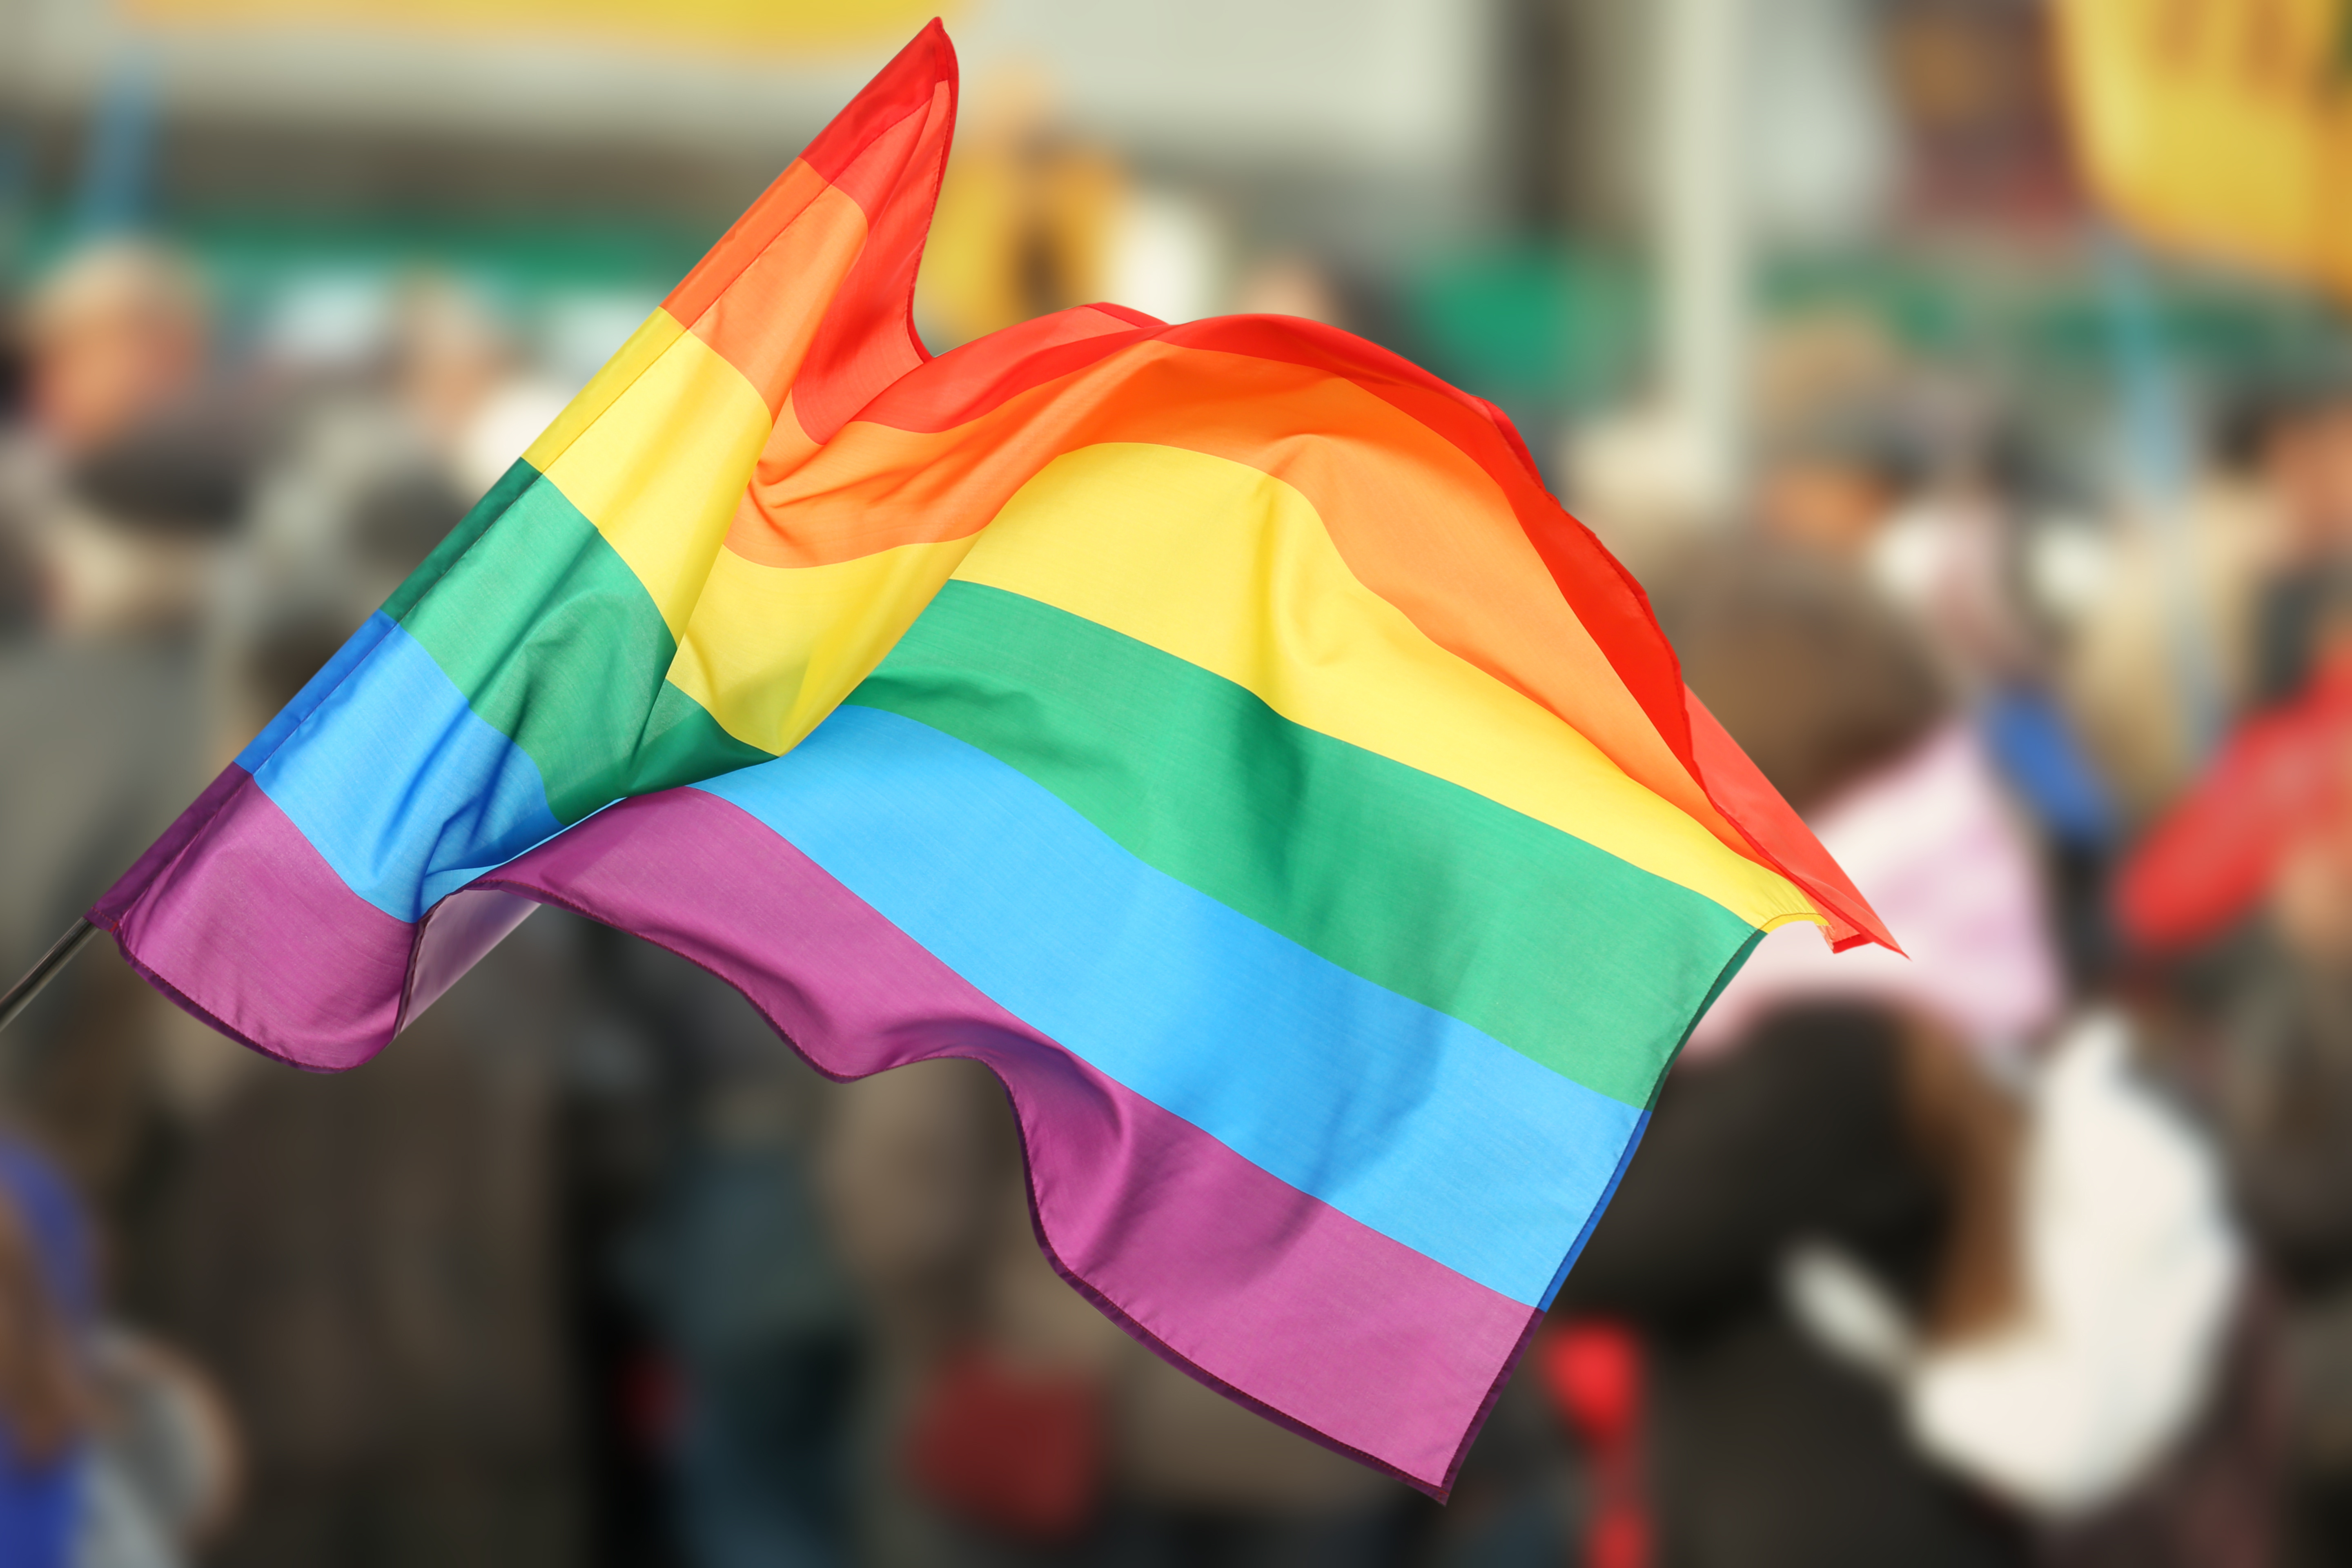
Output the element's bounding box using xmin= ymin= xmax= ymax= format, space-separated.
xmin=2279 ymin=401 xmax=2352 ymax=559
xmin=389 ymin=276 xmax=562 ymax=500
xmin=1663 ymin=540 xmax=1947 ymax=815
xmin=2223 ymin=368 xmax=2352 ymax=701
xmin=1670 ymin=542 xmax=2065 ymax=1064
xmin=390 ymin=277 xmax=510 ymax=450
xmin=40 ymin=399 xmax=252 ymax=639
xmin=2263 ymin=592 xmax=2352 ymax=969
xmin=2119 ymin=570 xmax=2352 ymax=962
xmin=2224 ymin=367 xmax=2352 ymax=560
xmin=1754 ymin=410 xmax=1925 ymax=562
xmin=24 ymin=241 xmax=209 ymax=460
xmin=915 ymin=62 xmax=1130 ymax=347
xmin=1232 ymin=253 xmax=1344 ymax=328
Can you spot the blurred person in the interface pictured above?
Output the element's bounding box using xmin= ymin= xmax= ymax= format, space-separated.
xmin=43 ymin=400 xmax=253 ymax=642
xmin=2114 ymin=599 xmax=2352 ymax=961
xmin=1748 ymin=313 xmax=1927 ymax=563
xmin=2064 ymin=385 xmax=2292 ymax=825
xmin=1564 ymin=546 xmax=2033 ymax=1568
xmin=154 ymin=956 xmax=588 ymax=1568
xmin=387 ymin=277 xmax=565 ymax=504
xmin=228 ymin=274 xmax=554 ymax=653
xmin=0 ymin=299 xmax=38 ymax=633
xmin=1901 ymin=1004 xmax=2252 ymax=1568
xmin=2119 ymin=590 xmax=2352 ymax=1566
xmin=1557 ymin=1002 xmax=2036 ymax=1568
xmin=78 ymin=1325 xmax=240 ymax=1566
xmin=1863 ymin=422 xmax=2123 ymax=986
xmin=20 ymin=243 xmax=206 ymax=463
xmin=1753 ymin=408 xmax=1921 ymax=561
xmin=1564 ymin=403 xmax=1727 ymax=575
xmin=1670 ymin=546 xmax=2064 ymax=1066
xmin=2240 ymin=374 xmax=2352 ymax=708
xmin=1232 ymin=252 xmax=1345 ymax=328
xmin=915 ymin=66 xmax=1226 ymax=348
xmin=826 ymin=1059 xmax=1094 ymax=1566
xmin=169 ymin=396 xmax=849 ymax=1568
xmin=916 ymin=66 xmax=1126 ymax=350
xmin=1869 ymin=436 xmax=2046 ymax=697
xmin=589 ymin=929 xmax=862 ymax=1568
xmin=0 ymin=242 xmax=247 ymax=1285
xmin=6 ymin=235 xmax=238 ymax=635
xmin=0 ymin=272 xmax=252 ymax=1556
xmin=110 ymin=266 xmax=689 ymax=1568
xmin=0 ymin=1130 xmax=92 ymax=1568
xmin=135 ymin=609 xmax=588 ymax=1568
xmin=0 ymin=241 xmax=230 ymax=641
xmin=1756 ymin=348 xmax=2122 ymax=987
xmin=1564 ymin=546 xmax=2247 ymax=1567
xmin=0 ymin=1116 xmax=232 ymax=1568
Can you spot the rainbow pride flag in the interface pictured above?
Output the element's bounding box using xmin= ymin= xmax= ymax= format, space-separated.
xmin=93 ymin=23 xmax=1890 ymax=1494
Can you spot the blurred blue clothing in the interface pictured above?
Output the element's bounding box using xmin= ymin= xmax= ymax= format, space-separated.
xmin=644 ymin=1144 xmax=857 ymax=1568
xmin=0 ymin=1454 xmax=81 ymax=1568
xmin=1979 ymin=688 xmax=2117 ymax=851
xmin=0 ymin=1136 xmax=94 ymax=1568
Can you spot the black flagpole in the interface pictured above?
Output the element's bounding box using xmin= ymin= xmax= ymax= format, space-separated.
xmin=0 ymin=919 xmax=99 ymax=1037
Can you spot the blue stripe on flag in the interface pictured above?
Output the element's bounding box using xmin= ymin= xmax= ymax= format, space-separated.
xmin=251 ymin=621 xmax=564 ymax=921
xmin=234 ymin=609 xmax=399 ymax=774
xmin=693 ymin=701 xmax=1642 ymax=1307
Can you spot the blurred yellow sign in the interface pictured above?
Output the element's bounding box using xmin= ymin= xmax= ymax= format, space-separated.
xmin=2058 ymin=0 xmax=2352 ymax=291
xmin=126 ymin=0 xmax=953 ymax=56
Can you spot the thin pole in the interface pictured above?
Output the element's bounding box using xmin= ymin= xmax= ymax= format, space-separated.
xmin=2098 ymin=226 xmax=2220 ymax=764
xmin=1658 ymin=0 xmax=1749 ymax=518
xmin=0 ymin=919 xmax=100 ymax=1038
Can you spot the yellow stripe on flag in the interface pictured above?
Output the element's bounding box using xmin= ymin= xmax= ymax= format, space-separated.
xmin=539 ymin=330 xmax=773 ymax=640
xmin=523 ymin=309 xmax=688 ymax=477
xmin=668 ymin=537 xmax=978 ymax=758
xmin=956 ymin=442 xmax=1819 ymax=931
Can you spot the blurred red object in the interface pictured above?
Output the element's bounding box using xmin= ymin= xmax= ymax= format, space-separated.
xmin=903 ymin=1345 xmax=1104 ymax=1543
xmin=1538 ymin=1319 xmax=1651 ymax=1568
xmin=1538 ymin=1316 xmax=1641 ymax=1443
xmin=2118 ymin=651 xmax=2352 ymax=954
xmin=620 ymin=1348 xmax=681 ymax=1458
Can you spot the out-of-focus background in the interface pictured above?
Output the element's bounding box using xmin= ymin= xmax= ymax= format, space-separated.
xmin=4 ymin=0 xmax=2352 ymax=1564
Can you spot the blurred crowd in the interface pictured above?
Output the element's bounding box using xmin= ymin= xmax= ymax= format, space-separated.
xmin=9 ymin=28 xmax=2352 ymax=1568
xmin=0 ymin=232 xmax=1572 ymax=1568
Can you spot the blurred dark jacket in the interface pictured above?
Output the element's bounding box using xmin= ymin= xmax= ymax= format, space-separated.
xmin=157 ymin=927 xmax=586 ymax=1568
xmin=0 ymin=639 xmax=209 ymax=1221
xmin=1556 ymin=1005 xmax=2031 ymax=1568
xmin=2209 ymin=942 xmax=2352 ymax=1567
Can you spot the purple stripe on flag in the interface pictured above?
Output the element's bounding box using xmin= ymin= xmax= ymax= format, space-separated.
xmin=401 ymin=885 xmax=540 ymax=1031
xmin=96 ymin=773 xmax=412 ymax=1071
xmin=90 ymin=763 xmax=250 ymax=929
xmin=475 ymin=786 xmax=1536 ymax=1494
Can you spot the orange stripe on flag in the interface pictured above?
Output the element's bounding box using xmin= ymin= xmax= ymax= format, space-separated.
xmin=720 ymin=334 xmax=1762 ymax=869
xmin=685 ymin=180 xmax=871 ymax=417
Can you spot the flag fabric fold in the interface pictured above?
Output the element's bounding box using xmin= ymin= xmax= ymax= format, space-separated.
xmin=91 ymin=21 xmax=1889 ymax=1496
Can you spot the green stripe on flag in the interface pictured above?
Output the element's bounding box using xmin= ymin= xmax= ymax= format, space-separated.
xmin=849 ymin=579 xmax=1758 ymax=1108
xmin=399 ymin=472 xmax=769 ymax=821
xmin=383 ymin=458 xmax=540 ymax=624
